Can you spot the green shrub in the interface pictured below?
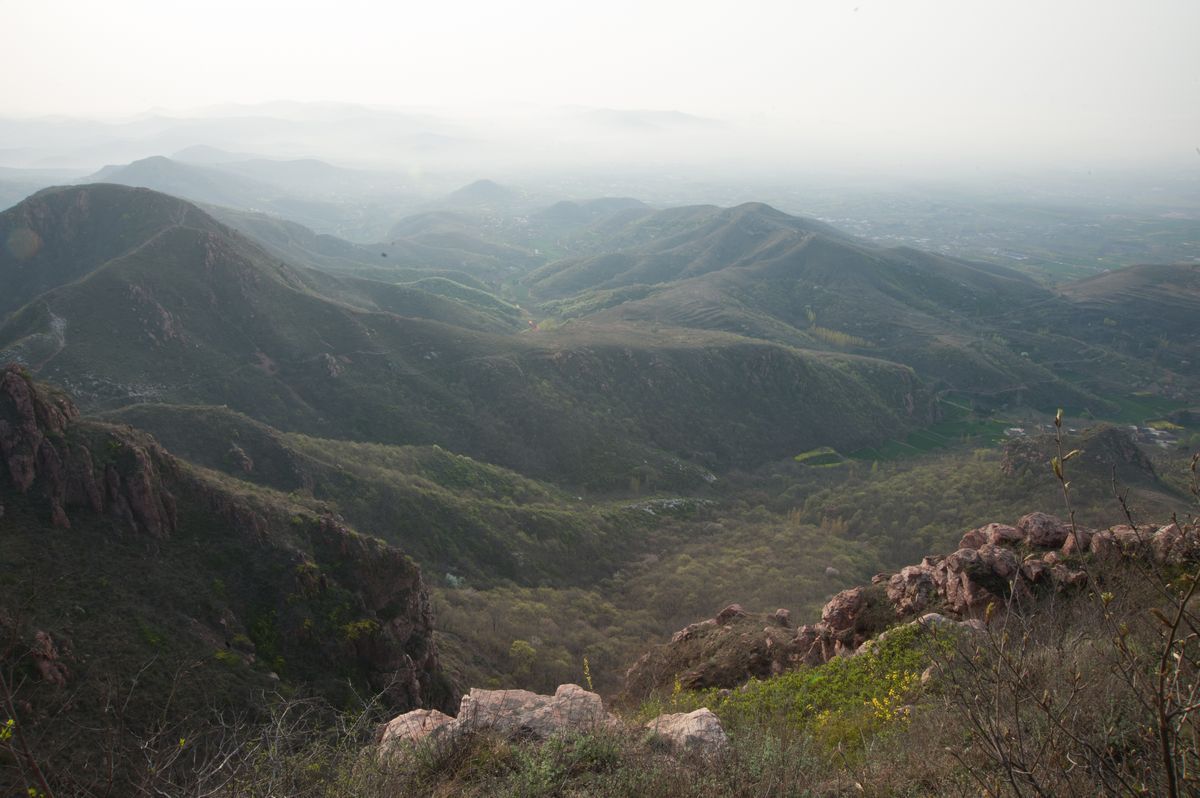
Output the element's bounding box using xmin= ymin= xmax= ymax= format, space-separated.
xmin=644 ymin=621 xmax=953 ymax=750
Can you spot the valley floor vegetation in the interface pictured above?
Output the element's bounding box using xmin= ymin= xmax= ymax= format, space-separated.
xmin=8 ymin=529 xmax=1195 ymax=797
xmin=4 ymin=428 xmax=1197 ymax=797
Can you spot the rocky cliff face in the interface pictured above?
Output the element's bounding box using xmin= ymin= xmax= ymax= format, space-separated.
xmin=623 ymin=511 xmax=1198 ymax=700
xmin=0 ymin=362 xmax=451 ymax=713
xmin=0 ymin=363 xmax=177 ymax=535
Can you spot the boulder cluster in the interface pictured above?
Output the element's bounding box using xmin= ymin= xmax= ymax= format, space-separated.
xmin=624 ymin=512 xmax=1199 ymax=698
xmin=380 ymin=684 xmax=729 ymax=757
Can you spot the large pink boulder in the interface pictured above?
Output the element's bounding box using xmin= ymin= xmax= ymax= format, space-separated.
xmin=982 ymin=523 xmax=1024 ymax=547
xmin=886 ymin=565 xmax=938 ymax=616
xmin=936 ymin=547 xmax=1019 ymax=616
xmin=1152 ymin=524 xmax=1200 ymax=564
xmin=1017 ymin=513 xmax=1070 ymax=548
xmin=821 ymin=587 xmax=866 ymax=633
xmin=1061 ymin=527 xmax=1094 ymax=557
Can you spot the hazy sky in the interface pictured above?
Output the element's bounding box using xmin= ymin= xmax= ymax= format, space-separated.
xmin=2 ymin=0 xmax=1198 ymax=167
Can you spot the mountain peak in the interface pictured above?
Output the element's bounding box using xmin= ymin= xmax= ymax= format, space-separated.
xmin=447 ymin=178 xmax=517 ymax=205
xmin=0 ymin=183 xmax=221 ymax=317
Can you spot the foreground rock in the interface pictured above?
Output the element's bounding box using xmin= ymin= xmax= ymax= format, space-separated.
xmin=457 ymin=684 xmax=615 ymax=738
xmin=382 ymin=683 xmax=618 ymax=750
xmin=1017 ymin=512 xmax=1071 ymax=548
xmin=381 ymin=683 xmax=730 ymax=759
xmin=380 ymin=708 xmax=454 ymax=754
xmin=624 ymin=512 xmax=1200 ymax=700
xmin=644 ymin=708 xmax=728 ymax=755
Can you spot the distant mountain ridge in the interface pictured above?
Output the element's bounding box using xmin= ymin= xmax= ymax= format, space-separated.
xmin=524 ymin=201 xmax=1198 ymax=409
xmin=0 ymin=184 xmax=936 ymax=489
xmin=81 ymin=154 xmax=423 ymax=240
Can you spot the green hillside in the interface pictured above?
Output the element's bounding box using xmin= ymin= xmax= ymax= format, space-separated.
xmin=0 ymin=186 xmax=937 ymax=490
xmin=523 ymin=202 xmax=1198 ymax=412
xmin=0 ymin=183 xmax=223 ymax=317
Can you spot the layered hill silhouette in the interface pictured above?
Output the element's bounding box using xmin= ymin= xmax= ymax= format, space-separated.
xmin=88 ymin=156 xmax=279 ymax=212
xmin=524 ymin=202 xmax=1198 ymax=409
xmin=384 ymin=209 xmax=543 ymax=281
xmin=446 ymin=178 xmax=521 ymax=208
xmin=0 ymin=185 xmax=934 ymax=489
xmin=83 ymin=155 xmax=419 ymax=239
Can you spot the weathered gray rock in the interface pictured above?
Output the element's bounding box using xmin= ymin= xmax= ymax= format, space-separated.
xmin=1152 ymin=524 xmax=1200 ymax=565
xmin=379 ymin=708 xmax=454 ymax=754
xmin=1111 ymin=524 xmax=1156 ymax=556
xmin=958 ymin=526 xmax=988 ymax=550
xmin=792 ymin=623 xmax=836 ymax=667
xmin=670 ymin=618 xmax=717 ymax=645
xmin=977 ymin=544 xmax=1021 ymax=580
xmin=1021 ymin=558 xmax=1051 ymax=584
xmin=916 ymin=612 xmax=959 ymax=630
xmin=715 ymin=604 xmax=747 ymax=626
xmin=1050 ymin=565 xmax=1088 ymax=590
xmin=380 ymin=683 xmax=619 ymax=758
xmin=644 ymin=708 xmax=728 ymax=754
xmin=32 ymin=630 xmax=68 ymax=687
xmin=455 ymin=683 xmax=616 ymax=739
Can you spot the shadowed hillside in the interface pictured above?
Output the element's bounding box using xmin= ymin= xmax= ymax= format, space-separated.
xmin=0 ymin=364 xmax=454 ymax=793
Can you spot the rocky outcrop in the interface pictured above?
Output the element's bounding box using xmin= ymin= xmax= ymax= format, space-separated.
xmin=887 ymin=565 xmax=937 ymax=616
xmin=933 ymin=544 xmax=1023 ymax=616
xmin=644 ymin=708 xmax=728 ymax=755
xmin=625 ymin=512 xmax=1198 ymax=700
xmin=0 ymin=363 xmax=177 ymax=536
xmin=2 ymin=365 xmax=452 ymax=716
xmin=959 ymin=522 xmax=1025 ymax=549
xmin=1150 ymin=523 xmax=1200 ymax=565
xmin=0 ymin=364 xmax=76 ymax=492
